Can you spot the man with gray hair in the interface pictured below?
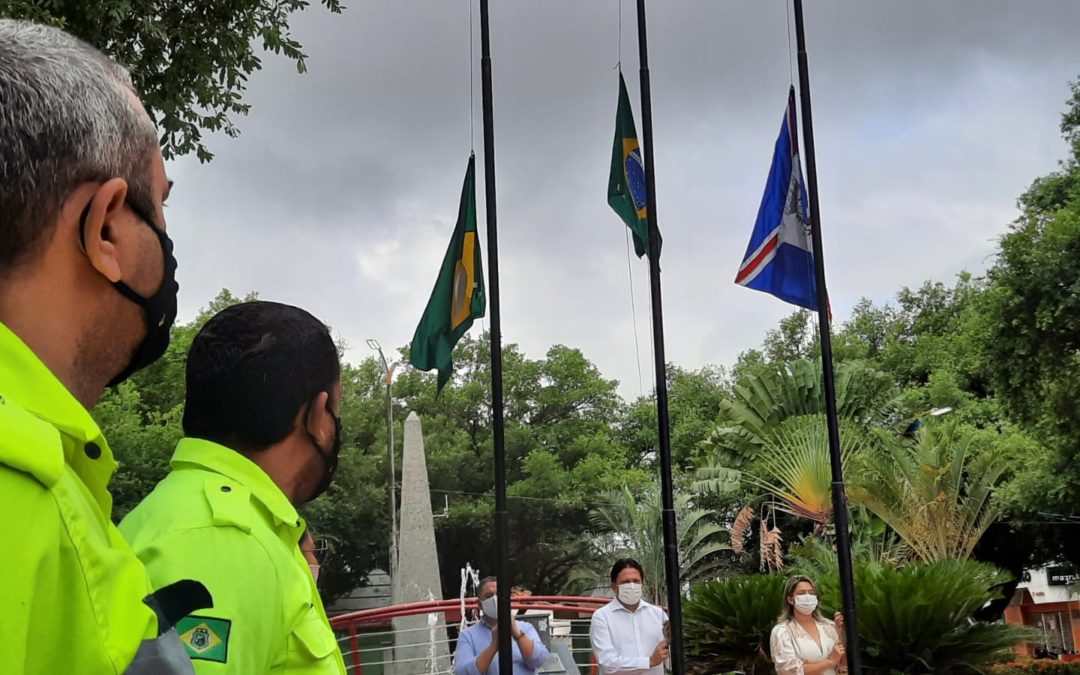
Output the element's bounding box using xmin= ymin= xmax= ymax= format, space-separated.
xmin=0 ymin=19 xmax=203 ymax=674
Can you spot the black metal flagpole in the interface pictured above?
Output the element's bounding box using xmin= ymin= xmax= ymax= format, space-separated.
xmin=792 ymin=0 xmax=862 ymax=669
xmin=477 ymin=0 xmax=513 ymax=671
xmin=634 ymin=1 xmax=685 ymax=672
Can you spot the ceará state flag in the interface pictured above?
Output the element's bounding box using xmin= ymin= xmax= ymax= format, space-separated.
xmin=735 ymin=86 xmax=819 ymax=311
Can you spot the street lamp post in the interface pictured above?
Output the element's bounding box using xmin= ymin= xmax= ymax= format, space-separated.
xmin=901 ymin=406 xmax=954 ymax=435
xmin=366 ymin=339 xmax=398 ymax=581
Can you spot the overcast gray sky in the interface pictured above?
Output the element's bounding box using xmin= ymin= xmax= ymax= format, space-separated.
xmin=164 ymin=0 xmax=1080 ymax=399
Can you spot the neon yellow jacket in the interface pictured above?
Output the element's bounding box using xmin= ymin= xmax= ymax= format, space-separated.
xmin=121 ymin=438 xmax=347 ymax=674
xmin=0 ymin=321 xmax=193 ymax=674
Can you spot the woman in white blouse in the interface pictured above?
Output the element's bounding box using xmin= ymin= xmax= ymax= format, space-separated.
xmin=769 ymin=575 xmax=847 ymax=675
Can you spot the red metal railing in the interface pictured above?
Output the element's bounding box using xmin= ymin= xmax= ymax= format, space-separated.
xmin=329 ymin=595 xmax=610 ymax=673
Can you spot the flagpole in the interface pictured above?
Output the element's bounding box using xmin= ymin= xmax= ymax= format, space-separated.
xmin=478 ymin=0 xmax=513 ymax=671
xmin=792 ymin=0 xmax=862 ymax=669
xmin=634 ymin=1 xmax=685 ymax=672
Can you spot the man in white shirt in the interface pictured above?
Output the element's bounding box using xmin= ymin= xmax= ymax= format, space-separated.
xmin=589 ymin=558 xmax=669 ymax=674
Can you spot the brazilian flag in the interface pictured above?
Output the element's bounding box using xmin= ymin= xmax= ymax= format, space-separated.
xmin=608 ymin=71 xmax=659 ymax=258
xmin=409 ymin=154 xmax=486 ymax=392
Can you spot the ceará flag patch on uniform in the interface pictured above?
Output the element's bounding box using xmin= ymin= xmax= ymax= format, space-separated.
xmin=176 ymin=615 xmax=231 ymax=663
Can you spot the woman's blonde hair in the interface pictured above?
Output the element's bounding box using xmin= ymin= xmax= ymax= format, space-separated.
xmin=778 ymin=574 xmax=824 ymax=623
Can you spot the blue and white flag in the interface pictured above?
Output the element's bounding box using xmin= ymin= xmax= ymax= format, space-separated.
xmin=735 ymin=87 xmax=819 ymax=311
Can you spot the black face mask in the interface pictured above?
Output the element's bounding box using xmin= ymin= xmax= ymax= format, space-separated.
xmin=304 ymin=401 xmax=342 ymax=503
xmin=81 ymin=199 xmax=179 ymax=386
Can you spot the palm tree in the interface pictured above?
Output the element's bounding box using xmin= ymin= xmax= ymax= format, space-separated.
xmin=695 ymin=416 xmax=877 ymax=533
xmin=693 ymin=359 xmax=899 ymax=565
xmin=846 ymin=422 xmax=1008 ymax=561
xmin=701 ymin=359 xmax=900 ymax=469
xmin=572 ymin=484 xmax=730 ymax=605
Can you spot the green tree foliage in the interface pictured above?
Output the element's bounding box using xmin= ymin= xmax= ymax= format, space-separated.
xmin=803 ymin=274 xmax=1070 ymax=602
xmin=619 ymin=364 xmax=732 ymax=469
xmin=832 ymin=274 xmax=995 ymax=424
xmin=815 ymin=76 xmax=1080 ymax=576
xmin=982 ymin=76 xmax=1080 ymax=533
xmin=728 ymin=77 xmax=1080 ymax=598
xmin=689 ymin=362 xmax=901 ymax=582
xmin=762 ymin=310 xmax=815 ymax=364
xmin=699 ymin=355 xmax=1010 ymax=566
xmin=395 ymin=335 xmax=656 ymax=597
xmin=0 ymin=0 xmax=344 ymax=161
xmin=96 ymin=382 xmax=183 ymax=522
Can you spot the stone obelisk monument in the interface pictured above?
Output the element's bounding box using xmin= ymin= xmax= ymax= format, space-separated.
xmin=390 ymin=412 xmax=448 ymax=673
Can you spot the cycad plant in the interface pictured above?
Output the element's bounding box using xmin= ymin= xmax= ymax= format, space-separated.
xmin=847 ymin=422 xmax=1009 ymax=561
xmin=788 ymin=527 xmax=910 ymax=579
xmin=844 ymin=560 xmax=1033 ymax=673
xmin=683 ymin=574 xmax=785 ymax=674
xmin=684 ymin=558 xmax=1033 ymax=674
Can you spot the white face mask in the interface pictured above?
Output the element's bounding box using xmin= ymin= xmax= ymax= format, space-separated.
xmin=618 ymin=582 xmax=643 ymax=606
xmin=793 ymin=594 xmax=818 ymax=615
xmin=480 ymin=594 xmax=498 ymax=620
xmin=309 ymin=564 xmax=320 ymax=583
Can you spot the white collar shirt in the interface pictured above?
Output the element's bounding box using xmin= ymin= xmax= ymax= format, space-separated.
xmin=589 ymin=598 xmax=668 ymax=675
xmin=770 ymin=618 xmax=840 ymax=675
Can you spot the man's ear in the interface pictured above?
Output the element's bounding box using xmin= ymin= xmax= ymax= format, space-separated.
xmin=80 ymin=178 xmax=130 ymax=283
xmin=304 ymin=390 xmax=332 ymax=443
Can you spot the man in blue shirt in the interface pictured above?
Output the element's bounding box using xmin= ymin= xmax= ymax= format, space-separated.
xmin=454 ymin=577 xmax=550 ymax=675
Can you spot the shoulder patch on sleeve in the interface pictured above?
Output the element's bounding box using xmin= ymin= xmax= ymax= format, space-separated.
xmin=203 ymin=477 xmax=252 ymax=533
xmin=176 ymin=615 xmax=231 ymax=663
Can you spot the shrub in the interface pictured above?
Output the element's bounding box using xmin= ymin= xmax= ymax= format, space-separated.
xmin=684 ymin=558 xmax=1035 ymax=674
xmin=684 ymin=574 xmax=785 ymax=674
xmin=848 ymin=560 xmax=1034 ymax=672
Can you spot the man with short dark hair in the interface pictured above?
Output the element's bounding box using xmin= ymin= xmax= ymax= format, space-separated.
xmin=121 ymin=301 xmax=347 ymax=673
xmin=589 ymin=558 xmax=669 ymax=674
xmin=0 ymin=18 xmax=193 ymax=674
xmin=454 ymin=576 xmax=550 ymax=675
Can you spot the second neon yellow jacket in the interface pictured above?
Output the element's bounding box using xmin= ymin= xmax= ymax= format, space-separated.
xmin=121 ymin=438 xmax=346 ymax=674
